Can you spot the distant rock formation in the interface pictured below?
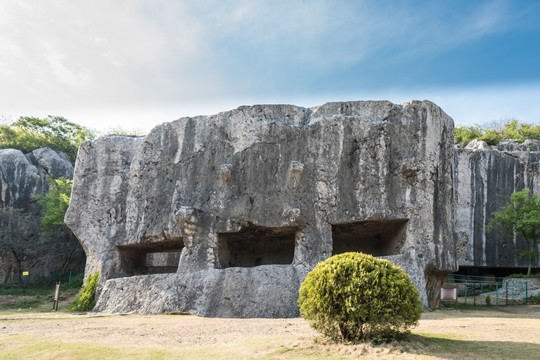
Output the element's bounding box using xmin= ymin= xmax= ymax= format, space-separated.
xmin=0 ymin=147 xmax=84 ymax=284
xmin=66 ymin=101 xmax=456 ymax=317
xmin=0 ymin=147 xmax=73 ymax=208
xmin=454 ymin=139 xmax=540 ymax=270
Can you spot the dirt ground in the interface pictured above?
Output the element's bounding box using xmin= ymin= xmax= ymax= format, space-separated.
xmin=1 ymin=306 xmax=539 ymax=359
xmin=1 ymin=307 xmax=539 ymax=346
xmin=1 ymin=312 xmax=317 ymax=348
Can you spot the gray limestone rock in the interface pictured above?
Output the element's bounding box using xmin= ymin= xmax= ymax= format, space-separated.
xmin=465 ymin=139 xmax=490 ymax=151
xmin=0 ymin=147 xmax=83 ymax=284
xmin=29 ymin=147 xmax=74 ymax=179
xmin=0 ymin=147 xmax=73 ymax=209
xmin=520 ymin=139 xmax=540 ymax=152
xmin=454 ymin=144 xmax=540 ymax=269
xmin=497 ymin=139 xmax=520 ymax=152
xmin=66 ymin=100 xmax=457 ymax=316
xmin=0 ymin=149 xmax=47 ymax=209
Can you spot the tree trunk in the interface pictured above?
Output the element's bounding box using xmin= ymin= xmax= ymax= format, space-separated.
xmin=9 ymin=249 xmax=23 ymax=283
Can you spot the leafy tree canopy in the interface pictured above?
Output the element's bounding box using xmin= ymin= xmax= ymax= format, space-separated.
xmin=487 ymin=188 xmax=540 ymax=275
xmin=455 ymin=120 xmax=540 ymax=147
xmin=34 ymin=176 xmax=72 ymax=235
xmin=0 ymin=115 xmax=95 ymax=163
xmin=102 ymin=125 xmax=146 ymax=136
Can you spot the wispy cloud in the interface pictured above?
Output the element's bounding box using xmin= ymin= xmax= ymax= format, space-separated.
xmin=0 ymin=0 xmax=538 ymax=130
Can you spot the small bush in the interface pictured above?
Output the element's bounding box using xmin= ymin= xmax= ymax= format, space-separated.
xmin=69 ymin=271 xmax=99 ymax=311
xmin=298 ymin=252 xmax=422 ymax=343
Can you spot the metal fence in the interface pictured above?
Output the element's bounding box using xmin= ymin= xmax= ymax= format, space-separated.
xmin=443 ymin=274 xmax=530 ymax=307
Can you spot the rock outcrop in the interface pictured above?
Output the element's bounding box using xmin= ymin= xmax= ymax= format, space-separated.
xmin=66 ymin=100 xmax=456 ymax=317
xmin=454 ymin=139 xmax=540 ymax=269
xmin=0 ymin=147 xmax=74 ymax=209
xmin=0 ymin=147 xmax=83 ymax=284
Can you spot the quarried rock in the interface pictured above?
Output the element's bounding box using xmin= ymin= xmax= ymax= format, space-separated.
xmin=66 ymin=101 xmax=456 ymax=316
xmin=454 ymin=141 xmax=540 ymax=269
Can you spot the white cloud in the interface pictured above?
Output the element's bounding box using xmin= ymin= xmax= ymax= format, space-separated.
xmin=1 ymin=0 xmax=538 ymax=132
xmin=44 ymin=82 xmax=539 ymax=134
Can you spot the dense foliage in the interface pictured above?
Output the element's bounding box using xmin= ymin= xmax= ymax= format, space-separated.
xmin=34 ymin=176 xmax=72 ymax=235
xmin=0 ymin=115 xmax=94 ymax=162
xmin=103 ymin=125 xmax=147 ymax=136
xmin=488 ymin=189 xmax=540 ymax=275
xmin=298 ymin=252 xmax=422 ymax=343
xmin=69 ymin=271 xmax=100 ymax=311
xmin=454 ymin=120 xmax=540 ymax=147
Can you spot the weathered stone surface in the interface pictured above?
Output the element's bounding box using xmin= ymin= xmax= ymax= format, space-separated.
xmin=66 ymin=101 xmax=456 ymax=316
xmin=0 ymin=147 xmax=73 ymax=209
xmin=29 ymin=147 xmax=74 ymax=179
xmin=464 ymin=139 xmax=490 ymax=151
xmin=0 ymin=147 xmax=84 ymax=283
xmin=454 ymin=142 xmax=540 ymax=269
xmin=0 ymin=149 xmax=46 ymax=209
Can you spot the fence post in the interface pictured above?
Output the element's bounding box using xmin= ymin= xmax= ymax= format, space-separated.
xmin=496 ymin=280 xmax=499 ymax=306
xmin=480 ymin=280 xmax=484 ymax=305
xmin=464 ymin=280 xmax=468 ymax=305
xmin=53 ymin=282 xmax=61 ymax=311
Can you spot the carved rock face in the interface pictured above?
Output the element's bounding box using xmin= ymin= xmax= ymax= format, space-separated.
xmin=66 ymin=101 xmax=456 ymax=317
xmin=454 ymin=143 xmax=540 ymax=269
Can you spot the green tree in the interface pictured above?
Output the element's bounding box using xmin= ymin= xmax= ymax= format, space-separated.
xmin=103 ymin=125 xmax=146 ymax=136
xmin=478 ymin=129 xmax=502 ymax=145
xmin=488 ymin=189 xmax=540 ymax=275
xmin=34 ymin=176 xmax=72 ymax=235
xmin=454 ymin=120 xmax=540 ymax=147
xmin=0 ymin=115 xmax=94 ymax=163
xmin=454 ymin=125 xmax=485 ymax=147
xmin=298 ymin=252 xmax=422 ymax=343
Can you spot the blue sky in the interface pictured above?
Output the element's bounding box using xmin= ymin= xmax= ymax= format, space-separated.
xmin=1 ymin=0 xmax=540 ymax=132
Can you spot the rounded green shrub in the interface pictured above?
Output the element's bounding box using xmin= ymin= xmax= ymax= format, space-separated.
xmin=298 ymin=252 xmax=422 ymax=343
xmin=69 ymin=271 xmax=100 ymax=311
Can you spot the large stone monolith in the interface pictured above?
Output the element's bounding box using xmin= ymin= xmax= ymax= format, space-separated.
xmin=66 ymin=100 xmax=456 ymax=316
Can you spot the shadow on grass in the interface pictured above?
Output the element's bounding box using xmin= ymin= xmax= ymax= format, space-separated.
xmin=398 ymin=334 xmax=539 ymax=360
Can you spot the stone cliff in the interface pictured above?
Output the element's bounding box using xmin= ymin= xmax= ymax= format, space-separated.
xmin=454 ymin=139 xmax=540 ymax=270
xmin=0 ymin=147 xmax=84 ymax=283
xmin=66 ymin=100 xmax=456 ymax=317
xmin=0 ymin=147 xmax=73 ymax=209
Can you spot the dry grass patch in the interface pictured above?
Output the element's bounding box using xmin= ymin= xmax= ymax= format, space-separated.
xmin=1 ymin=307 xmax=539 ymax=359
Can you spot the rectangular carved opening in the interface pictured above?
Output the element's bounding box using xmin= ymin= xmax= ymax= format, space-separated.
xmin=117 ymin=239 xmax=184 ymax=276
xmin=218 ymin=224 xmax=297 ymax=268
xmin=331 ymin=219 xmax=408 ymax=256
